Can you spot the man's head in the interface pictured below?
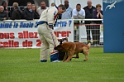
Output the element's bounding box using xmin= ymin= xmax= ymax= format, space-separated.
xmin=40 ymin=1 xmax=46 ymax=9
xmin=13 ymin=2 xmax=19 ymax=9
xmin=1 ymin=1 xmax=8 ymax=7
xmin=57 ymin=4 xmax=66 ymax=14
xmin=0 ymin=6 xmax=4 ymax=12
xmin=51 ymin=3 xmax=55 ymax=7
xmin=32 ymin=4 xmax=37 ymax=11
xmin=27 ymin=2 xmax=32 ymax=10
xmin=76 ymin=4 xmax=81 ymax=11
xmin=87 ymin=0 xmax=92 ymax=8
xmin=64 ymin=0 xmax=69 ymax=8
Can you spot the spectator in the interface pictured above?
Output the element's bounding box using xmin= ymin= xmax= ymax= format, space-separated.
xmin=72 ymin=4 xmax=85 ymax=19
xmin=61 ymin=0 xmax=73 ymax=19
xmin=1 ymin=0 xmax=8 ymax=18
xmin=32 ymin=4 xmax=39 ymax=19
xmin=0 ymin=6 xmax=7 ymax=21
xmin=51 ymin=3 xmax=56 ymax=7
xmin=8 ymin=0 xmax=35 ymax=6
xmin=92 ymin=4 xmax=103 ymax=46
xmin=1 ymin=0 xmax=8 ymax=11
xmin=23 ymin=2 xmax=34 ymax=20
xmin=37 ymin=1 xmax=48 ymax=16
xmin=10 ymin=2 xmax=23 ymax=20
xmin=83 ymin=0 xmax=96 ymax=43
xmin=72 ymin=4 xmax=85 ymax=42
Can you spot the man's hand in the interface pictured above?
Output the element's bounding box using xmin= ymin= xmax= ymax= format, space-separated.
xmin=49 ymin=24 xmax=54 ymax=29
xmin=3 ymin=18 xmax=6 ymax=20
xmin=97 ymin=12 xmax=100 ymax=18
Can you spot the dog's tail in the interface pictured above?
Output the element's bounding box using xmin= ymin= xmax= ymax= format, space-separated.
xmin=87 ymin=43 xmax=91 ymax=49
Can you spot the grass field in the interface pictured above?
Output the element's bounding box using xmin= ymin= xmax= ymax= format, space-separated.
xmin=0 ymin=48 xmax=124 ymax=82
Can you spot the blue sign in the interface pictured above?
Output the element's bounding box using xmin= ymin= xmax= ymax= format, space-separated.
xmin=0 ymin=22 xmax=12 ymax=28
xmin=54 ymin=20 xmax=72 ymax=27
xmin=103 ymin=0 xmax=124 ymax=52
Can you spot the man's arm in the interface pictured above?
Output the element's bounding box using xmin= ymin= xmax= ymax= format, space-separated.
xmin=47 ymin=8 xmax=58 ymax=28
xmin=72 ymin=9 xmax=79 ymax=19
xmin=99 ymin=11 xmax=103 ymax=19
xmin=77 ymin=9 xmax=85 ymax=19
xmin=1 ymin=12 xmax=8 ymax=20
xmin=23 ymin=9 xmax=27 ymax=19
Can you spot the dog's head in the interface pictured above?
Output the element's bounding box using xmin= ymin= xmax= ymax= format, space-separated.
xmin=54 ymin=44 xmax=64 ymax=51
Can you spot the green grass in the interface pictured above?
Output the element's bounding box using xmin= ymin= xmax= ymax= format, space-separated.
xmin=0 ymin=48 xmax=124 ymax=82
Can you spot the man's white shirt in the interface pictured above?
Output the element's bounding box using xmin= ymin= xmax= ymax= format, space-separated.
xmin=38 ymin=6 xmax=58 ymax=25
xmin=72 ymin=8 xmax=85 ymax=19
xmin=37 ymin=7 xmax=48 ymax=16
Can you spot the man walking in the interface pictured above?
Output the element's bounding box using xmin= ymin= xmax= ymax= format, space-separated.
xmin=37 ymin=5 xmax=66 ymax=62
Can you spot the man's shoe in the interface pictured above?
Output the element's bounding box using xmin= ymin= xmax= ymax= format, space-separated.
xmin=40 ymin=60 xmax=47 ymax=62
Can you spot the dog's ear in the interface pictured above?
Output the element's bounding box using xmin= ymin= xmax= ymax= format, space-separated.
xmin=58 ymin=39 xmax=63 ymax=44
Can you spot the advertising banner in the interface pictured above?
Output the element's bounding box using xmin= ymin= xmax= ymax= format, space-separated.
xmin=0 ymin=19 xmax=74 ymax=48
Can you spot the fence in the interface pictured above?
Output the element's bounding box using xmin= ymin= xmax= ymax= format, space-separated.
xmin=0 ymin=19 xmax=103 ymax=48
xmin=72 ymin=19 xmax=103 ymax=46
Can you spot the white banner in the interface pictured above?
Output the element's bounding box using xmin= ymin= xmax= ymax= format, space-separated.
xmin=0 ymin=19 xmax=74 ymax=48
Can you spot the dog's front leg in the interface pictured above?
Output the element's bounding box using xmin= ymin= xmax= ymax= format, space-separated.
xmin=64 ymin=51 xmax=74 ymax=62
xmin=65 ymin=55 xmax=73 ymax=62
xmin=63 ymin=53 xmax=68 ymax=62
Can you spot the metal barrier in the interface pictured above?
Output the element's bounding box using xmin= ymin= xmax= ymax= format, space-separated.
xmin=72 ymin=19 xmax=103 ymax=46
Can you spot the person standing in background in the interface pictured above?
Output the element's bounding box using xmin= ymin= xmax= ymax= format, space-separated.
xmin=1 ymin=0 xmax=8 ymax=11
xmin=72 ymin=4 xmax=85 ymax=19
xmin=37 ymin=1 xmax=48 ymax=16
xmin=83 ymin=0 xmax=96 ymax=44
xmin=10 ymin=2 xmax=23 ymax=20
xmin=8 ymin=0 xmax=34 ymax=6
xmin=61 ymin=0 xmax=72 ymax=19
xmin=0 ymin=6 xmax=7 ymax=21
xmin=23 ymin=2 xmax=34 ymax=20
xmin=92 ymin=4 xmax=103 ymax=46
xmin=72 ymin=4 xmax=85 ymax=42
xmin=32 ymin=4 xmax=40 ymax=19
xmin=1 ymin=0 xmax=8 ymax=19
xmin=51 ymin=3 xmax=56 ymax=7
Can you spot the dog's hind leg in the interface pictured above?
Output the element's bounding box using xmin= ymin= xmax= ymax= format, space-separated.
xmin=83 ymin=53 xmax=88 ymax=61
xmin=83 ymin=47 xmax=89 ymax=61
xmin=72 ymin=53 xmax=79 ymax=58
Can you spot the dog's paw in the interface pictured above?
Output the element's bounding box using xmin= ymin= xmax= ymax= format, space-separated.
xmin=72 ymin=57 xmax=79 ymax=58
xmin=84 ymin=59 xmax=88 ymax=61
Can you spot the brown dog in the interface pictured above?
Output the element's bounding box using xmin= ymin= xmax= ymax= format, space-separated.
xmin=54 ymin=42 xmax=91 ymax=62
